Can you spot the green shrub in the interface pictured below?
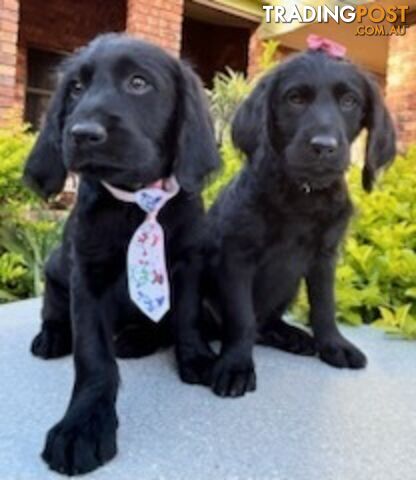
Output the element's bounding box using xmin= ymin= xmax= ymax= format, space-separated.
xmin=257 ymin=39 xmax=280 ymax=74
xmin=206 ymin=40 xmax=280 ymax=146
xmin=206 ymin=68 xmax=251 ymax=145
xmin=204 ymin=138 xmax=243 ymax=207
xmin=0 ymin=252 xmax=28 ymax=302
xmin=0 ymin=123 xmax=36 ymax=208
xmin=0 ymin=123 xmax=63 ymax=302
xmin=341 ymin=151 xmax=416 ymax=338
xmin=0 ymin=213 xmax=63 ymax=298
xmin=289 ymin=152 xmax=416 ymax=340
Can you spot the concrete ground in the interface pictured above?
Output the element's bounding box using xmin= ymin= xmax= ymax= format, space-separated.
xmin=0 ymin=298 xmax=415 ymax=480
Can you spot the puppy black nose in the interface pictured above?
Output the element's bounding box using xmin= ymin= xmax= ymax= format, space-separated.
xmin=70 ymin=122 xmax=107 ymax=146
xmin=310 ymin=135 xmax=338 ymax=156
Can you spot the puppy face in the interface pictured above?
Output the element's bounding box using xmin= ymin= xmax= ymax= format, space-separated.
xmin=270 ymin=53 xmax=367 ymax=185
xmin=24 ymin=34 xmax=219 ymax=197
xmin=232 ymin=51 xmax=396 ymax=191
xmin=62 ymin=36 xmax=178 ymax=187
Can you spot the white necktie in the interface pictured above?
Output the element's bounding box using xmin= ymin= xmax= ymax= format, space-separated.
xmin=102 ymin=176 xmax=180 ymax=322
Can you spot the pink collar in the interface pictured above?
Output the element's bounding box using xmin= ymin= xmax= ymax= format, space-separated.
xmin=102 ymin=176 xmax=179 ymax=207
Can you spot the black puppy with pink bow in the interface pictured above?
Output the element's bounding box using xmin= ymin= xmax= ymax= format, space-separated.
xmin=23 ymin=34 xmax=219 ymax=475
xmin=201 ymin=37 xmax=396 ymax=397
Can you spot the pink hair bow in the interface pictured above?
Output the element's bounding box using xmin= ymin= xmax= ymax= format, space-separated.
xmin=307 ymin=34 xmax=347 ymax=59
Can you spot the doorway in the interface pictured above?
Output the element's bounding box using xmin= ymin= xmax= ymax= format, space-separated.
xmin=181 ymin=1 xmax=255 ymax=86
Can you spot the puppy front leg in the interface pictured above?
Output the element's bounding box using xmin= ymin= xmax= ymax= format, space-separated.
xmin=31 ymin=247 xmax=72 ymax=359
xmin=306 ymin=256 xmax=367 ymax=369
xmin=42 ymin=266 xmax=119 ymax=476
xmin=173 ymin=254 xmax=217 ymax=386
xmin=212 ymin=262 xmax=256 ymax=397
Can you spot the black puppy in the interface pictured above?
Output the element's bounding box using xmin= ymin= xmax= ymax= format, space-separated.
xmin=203 ymin=49 xmax=396 ymax=397
xmin=23 ymin=34 xmax=219 ymax=475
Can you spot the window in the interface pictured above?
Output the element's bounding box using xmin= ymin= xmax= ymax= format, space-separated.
xmin=24 ymin=48 xmax=67 ymax=130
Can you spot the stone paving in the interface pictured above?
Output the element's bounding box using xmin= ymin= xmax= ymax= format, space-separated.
xmin=0 ymin=298 xmax=415 ymax=480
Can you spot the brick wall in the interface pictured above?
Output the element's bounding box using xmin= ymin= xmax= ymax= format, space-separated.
xmin=0 ymin=0 xmax=19 ymax=121
xmin=16 ymin=0 xmax=126 ymax=111
xmin=2 ymin=0 xmax=188 ymax=123
xmin=247 ymin=29 xmax=293 ymax=79
xmin=126 ymin=0 xmax=184 ymax=56
xmin=247 ymin=29 xmax=262 ymax=78
xmin=385 ymin=24 xmax=416 ymax=150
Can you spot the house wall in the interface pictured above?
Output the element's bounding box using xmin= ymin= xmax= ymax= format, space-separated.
xmin=386 ymin=24 xmax=416 ymax=150
xmin=0 ymin=0 xmax=185 ymax=122
xmin=1 ymin=0 xmax=416 ymax=147
xmin=247 ymin=29 xmax=264 ymax=78
xmin=15 ymin=0 xmax=126 ymax=116
xmin=126 ymin=0 xmax=184 ymax=56
xmin=247 ymin=28 xmax=294 ymax=78
xmin=0 ymin=0 xmax=19 ymax=120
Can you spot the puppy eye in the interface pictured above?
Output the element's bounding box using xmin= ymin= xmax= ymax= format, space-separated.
xmin=340 ymin=93 xmax=358 ymax=110
xmin=287 ymin=91 xmax=306 ymax=106
xmin=69 ymin=80 xmax=84 ymax=98
xmin=127 ymin=75 xmax=149 ymax=94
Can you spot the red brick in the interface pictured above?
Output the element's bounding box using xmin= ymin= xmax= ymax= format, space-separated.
xmin=0 ymin=9 xmax=19 ymax=22
xmin=126 ymin=0 xmax=184 ymax=57
xmin=0 ymin=74 xmax=14 ymax=86
xmin=0 ymin=0 xmax=19 ymax=118
xmin=1 ymin=41 xmax=17 ymax=54
xmin=0 ymin=30 xmax=16 ymax=41
xmin=0 ymin=52 xmax=16 ymax=65
xmin=386 ymin=24 xmax=416 ymax=147
xmin=0 ymin=19 xmax=18 ymax=33
xmin=0 ymin=96 xmax=16 ymax=107
xmin=2 ymin=0 xmax=14 ymax=7
xmin=2 ymin=0 xmax=18 ymax=12
xmin=0 ymin=64 xmax=16 ymax=75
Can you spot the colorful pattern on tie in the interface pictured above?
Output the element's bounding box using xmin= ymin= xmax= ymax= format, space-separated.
xmin=127 ymin=218 xmax=168 ymax=321
xmin=102 ymin=177 xmax=179 ymax=322
xmin=127 ymin=180 xmax=178 ymax=321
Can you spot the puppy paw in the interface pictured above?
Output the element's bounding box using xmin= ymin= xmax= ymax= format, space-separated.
xmin=318 ymin=335 xmax=367 ymax=369
xmin=211 ymin=354 xmax=256 ymax=398
xmin=31 ymin=327 xmax=72 ymax=359
xmin=42 ymin=401 xmax=118 ymax=476
xmin=258 ymin=322 xmax=316 ymax=356
xmin=178 ymin=344 xmax=217 ymax=386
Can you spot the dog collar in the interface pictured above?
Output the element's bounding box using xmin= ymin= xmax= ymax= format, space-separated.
xmin=102 ymin=176 xmax=180 ymax=322
xmin=300 ymin=182 xmax=312 ymax=194
xmin=297 ymin=178 xmax=343 ymax=194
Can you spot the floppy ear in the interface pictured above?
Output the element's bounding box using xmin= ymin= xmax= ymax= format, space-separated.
xmin=362 ymin=75 xmax=396 ymax=192
xmin=174 ymin=64 xmax=220 ymax=193
xmin=231 ymin=75 xmax=270 ymax=158
xmin=23 ymin=78 xmax=68 ymax=199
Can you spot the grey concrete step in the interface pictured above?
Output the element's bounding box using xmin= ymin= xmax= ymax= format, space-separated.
xmin=0 ymin=298 xmax=415 ymax=480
